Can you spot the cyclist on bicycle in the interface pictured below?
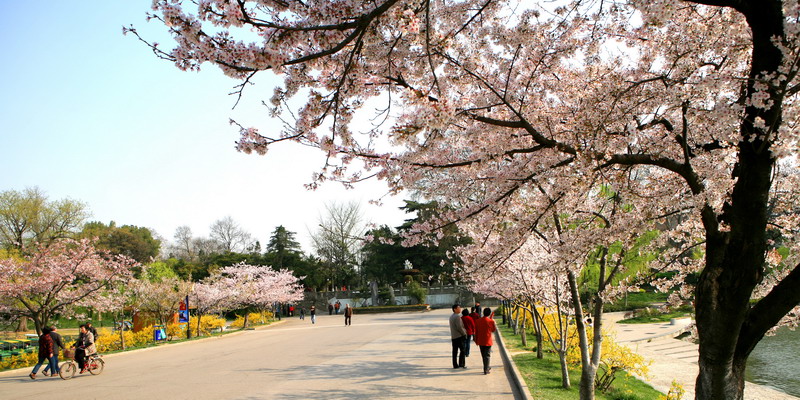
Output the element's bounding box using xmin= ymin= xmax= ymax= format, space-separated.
xmin=73 ymin=324 xmax=97 ymax=373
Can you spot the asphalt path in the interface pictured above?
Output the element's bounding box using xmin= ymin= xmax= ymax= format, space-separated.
xmin=0 ymin=309 xmax=518 ymax=399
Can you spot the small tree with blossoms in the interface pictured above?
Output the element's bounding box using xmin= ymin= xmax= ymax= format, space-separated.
xmin=0 ymin=238 xmax=136 ymax=335
xmin=467 ymin=239 xmax=577 ymax=389
xmin=136 ymin=1 xmax=800 ymax=398
xmin=219 ymin=262 xmax=304 ymax=328
xmin=191 ymin=277 xmax=238 ymax=336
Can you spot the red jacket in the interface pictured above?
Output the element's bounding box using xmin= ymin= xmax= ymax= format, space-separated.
xmin=474 ymin=316 xmax=496 ymax=346
xmin=462 ymin=315 xmax=476 ymax=335
xmin=38 ymin=333 xmax=54 ymax=357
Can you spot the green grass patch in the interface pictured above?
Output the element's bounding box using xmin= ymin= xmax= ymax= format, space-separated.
xmin=497 ymin=320 xmax=663 ymax=400
xmin=604 ymin=291 xmax=669 ymax=312
xmin=618 ymin=308 xmax=692 ymax=324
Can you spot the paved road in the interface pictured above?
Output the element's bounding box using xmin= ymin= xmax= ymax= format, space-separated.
xmin=0 ymin=309 xmax=519 ymax=399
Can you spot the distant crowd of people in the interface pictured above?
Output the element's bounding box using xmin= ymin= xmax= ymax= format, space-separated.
xmin=449 ymin=302 xmax=496 ymax=374
xmin=287 ymin=300 xmax=353 ymax=327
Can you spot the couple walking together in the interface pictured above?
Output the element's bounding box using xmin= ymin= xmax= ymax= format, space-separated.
xmin=449 ymin=303 xmax=496 ymax=374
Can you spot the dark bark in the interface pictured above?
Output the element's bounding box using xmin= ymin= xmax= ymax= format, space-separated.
xmin=694 ymin=1 xmax=789 ymax=399
xmin=531 ymin=306 xmax=544 ymax=359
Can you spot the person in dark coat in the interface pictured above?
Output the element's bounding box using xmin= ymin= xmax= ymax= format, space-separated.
xmin=29 ymin=327 xmax=58 ymax=379
xmin=449 ymin=304 xmax=467 ymax=369
xmin=344 ymin=304 xmax=353 ymax=326
xmin=42 ymin=325 xmax=64 ymax=376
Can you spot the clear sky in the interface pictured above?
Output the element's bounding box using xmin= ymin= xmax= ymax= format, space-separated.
xmin=0 ymin=2 xmax=410 ymax=253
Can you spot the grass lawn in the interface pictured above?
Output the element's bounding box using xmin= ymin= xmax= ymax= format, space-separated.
xmin=498 ymin=320 xmax=663 ymax=400
xmin=618 ymin=310 xmax=692 ymax=324
xmin=604 ymin=291 xmax=669 ymax=312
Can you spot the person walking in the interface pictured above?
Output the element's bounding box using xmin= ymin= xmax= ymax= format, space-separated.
xmin=42 ymin=325 xmax=64 ymax=377
xmin=310 ymin=305 xmax=317 ymax=324
xmin=344 ymin=304 xmax=353 ymax=326
xmin=474 ymin=307 xmax=497 ymax=374
xmin=449 ymin=304 xmax=467 ymax=369
xmin=300 ymin=307 xmax=305 ymax=320
xmin=472 ymin=301 xmax=482 ymax=315
xmin=461 ymin=309 xmax=476 ymax=357
xmin=328 ymin=303 xmax=334 ymax=315
xmin=29 ymin=327 xmax=57 ymax=379
xmin=335 ymin=301 xmax=341 ymax=315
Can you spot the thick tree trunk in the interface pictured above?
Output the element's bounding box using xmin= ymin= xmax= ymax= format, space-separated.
xmin=693 ymin=2 xmax=792 ymax=399
xmin=16 ymin=316 xmax=29 ymax=333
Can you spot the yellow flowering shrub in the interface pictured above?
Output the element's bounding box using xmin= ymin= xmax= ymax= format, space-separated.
xmin=188 ymin=315 xmax=226 ymax=336
xmin=0 ymin=351 xmax=38 ymax=370
xmin=96 ymin=326 xmax=156 ymax=352
xmin=166 ymin=323 xmax=183 ymax=340
xmin=566 ymin=330 xmax=651 ymax=392
xmin=659 ymin=380 xmax=686 ymax=400
xmin=229 ymin=312 xmax=272 ymax=329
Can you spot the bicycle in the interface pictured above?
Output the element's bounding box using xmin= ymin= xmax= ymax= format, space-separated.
xmin=58 ymin=349 xmax=104 ymax=380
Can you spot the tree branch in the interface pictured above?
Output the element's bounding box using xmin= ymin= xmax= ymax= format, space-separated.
xmin=737 ymin=261 xmax=800 ymax=358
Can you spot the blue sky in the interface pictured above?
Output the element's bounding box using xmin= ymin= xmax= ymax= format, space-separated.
xmin=0 ymin=2 xmax=409 ymax=252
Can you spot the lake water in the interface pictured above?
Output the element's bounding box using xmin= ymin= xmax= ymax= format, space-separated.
xmin=746 ymin=327 xmax=800 ymax=397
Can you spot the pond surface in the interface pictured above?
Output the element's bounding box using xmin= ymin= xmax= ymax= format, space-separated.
xmin=745 ymin=327 xmax=800 ymax=397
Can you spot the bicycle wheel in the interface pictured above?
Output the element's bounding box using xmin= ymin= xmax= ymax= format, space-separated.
xmin=88 ymin=357 xmax=104 ymax=375
xmin=59 ymin=362 xmax=76 ymax=380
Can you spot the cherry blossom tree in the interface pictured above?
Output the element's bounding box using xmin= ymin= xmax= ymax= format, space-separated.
xmin=191 ymin=277 xmax=238 ymax=335
xmin=218 ymin=262 xmax=304 ymax=327
xmin=0 ymin=238 xmax=136 ymax=334
xmin=135 ymin=1 xmax=800 ymax=398
xmin=128 ymin=276 xmax=193 ymax=326
xmin=467 ymin=235 xmax=578 ymax=388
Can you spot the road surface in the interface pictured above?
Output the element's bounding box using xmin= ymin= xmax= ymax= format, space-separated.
xmin=0 ymin=309 xmax=519 ymax=399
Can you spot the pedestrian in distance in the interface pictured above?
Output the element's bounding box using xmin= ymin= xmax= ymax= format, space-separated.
xmin=328 ymin=303 xmax=334 ymax=315
xmin=42 ymin=325 xmax=64 ymax=377
xmin=472 ymin=301 xmax=481 ymax=315
xmin=335 ymin=300 xmax=341 ymax=314
xmin=310 ymin=305 xmax=316 ymax=324
xmin=461 ymin=309 xmax=476 ymax=357
xmin=344 ymin=304 xmax=353 ymax=326
xmin=474 ymin=307 xmax=497 ymax=375
xmin=300 ymin=307 xmax=305 ymax=320
xmin=449 ymin=303 xmax=467 ymax=369
xmin=29 ymin=327 xmax=57 ymax=379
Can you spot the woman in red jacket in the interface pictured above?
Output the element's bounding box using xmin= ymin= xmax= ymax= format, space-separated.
xmin=461 ymin=309 xmax=476 ymax=357
xmin=29 ymin=327 xmax=58 ymax=379
xmin=474 ymin=307 xmax=497 ymax=374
